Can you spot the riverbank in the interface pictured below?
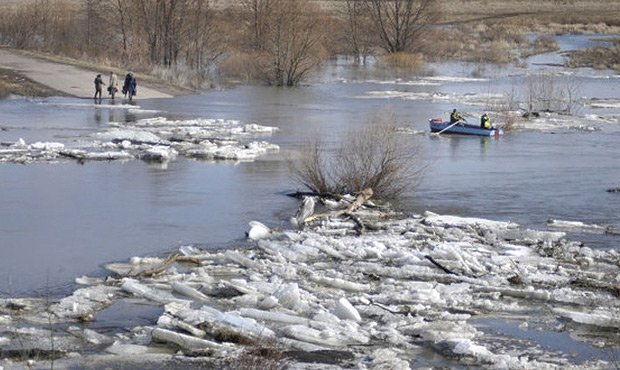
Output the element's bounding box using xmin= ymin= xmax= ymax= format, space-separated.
xmin=0 ymin=48 xmax=181 ymax=99
xmin=0 ymin=67 xmax=62 ymax=98
xmin=1 ymin=200 xmax=618 ymax=369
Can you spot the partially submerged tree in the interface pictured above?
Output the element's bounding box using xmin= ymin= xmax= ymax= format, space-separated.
xmin=340 ymin=0 xmax=374 ymax=62
xmin=291 ymin=112 xmax=424 ymax=200
xmin=363 ymin=0 xmax=441 ymax=53
xmin=259 ymin=0 xmax=329 ymax=86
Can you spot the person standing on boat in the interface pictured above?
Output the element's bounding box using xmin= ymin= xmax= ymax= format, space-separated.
xmin=450 ymin=109 xmax=463 ymax=124
xmin=480 ymin=113 xmax=491 ymax=129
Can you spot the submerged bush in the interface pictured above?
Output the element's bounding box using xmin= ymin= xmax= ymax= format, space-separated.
xmin=291 ymin=112 xmax=424 ymax=200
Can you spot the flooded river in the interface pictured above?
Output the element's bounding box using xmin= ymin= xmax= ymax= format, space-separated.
xmin=1 ymin=44 xmax=619 ymax=298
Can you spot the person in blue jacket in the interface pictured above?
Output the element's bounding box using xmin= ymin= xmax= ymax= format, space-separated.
xmin=122 ymin=72 xmax=137 ymax=101
xmin=128 ymin=74 xmax=137 ymax=101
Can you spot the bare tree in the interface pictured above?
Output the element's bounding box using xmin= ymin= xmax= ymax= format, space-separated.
xmin=99 ymin=0 xmax=132 ymax=61
xmin=0 ymin=3 xmax=38 ymax=48
xmin=134 ymin=0 xmax=162 ymax=64
xmin=341 ymin=0 xmax=374 ymax=62
xmin=240 ymin=0 xmax=276 ymax=51
xmin=363 ymin=0 xmax=440 ymax=53
xmin=182 ymin=0 xmax=224 ymax=80
xmin=260 ymin=0 xmax=328 ymax=86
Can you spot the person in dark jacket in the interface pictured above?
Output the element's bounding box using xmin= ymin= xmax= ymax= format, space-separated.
xmin=94 ymin=74 xmax=105 ymax=101
xmin=450 ymin=109 xmax=463 ymax=124
xmin=128 ymin=74 xmax=137 ymax=102
xmin=122 ymin=72 xmax=137 ymax=101
xmin=122 ymin=72 xmax=132 ymax=98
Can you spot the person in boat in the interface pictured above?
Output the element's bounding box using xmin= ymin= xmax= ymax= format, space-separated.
xmin=480 ymin=113 xmax=492 ymax=129
xmin=450 ymin=109 xmax=464 ymax=124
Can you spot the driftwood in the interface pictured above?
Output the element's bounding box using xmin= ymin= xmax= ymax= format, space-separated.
xmin=130 ymin=253 xmax=202 ymax=278
xmin=570 ymin=278 xmax=620 ymax=298
xmin=424 ymin=255 xmax=458 ymax=275
xmin=303 ymin=188 xmax=374 ymax=224
xmin=368 ymin=299 xmax=410 ymax=316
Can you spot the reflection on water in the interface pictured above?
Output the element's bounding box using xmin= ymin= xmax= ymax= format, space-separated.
xmin=0 ymin=51 xmax=619 ymax=297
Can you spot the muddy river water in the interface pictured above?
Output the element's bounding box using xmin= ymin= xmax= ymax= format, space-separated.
xmin=1 ymin=35 xmax=619 ymax=300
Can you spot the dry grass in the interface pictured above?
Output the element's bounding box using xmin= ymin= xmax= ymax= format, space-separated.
xmin=433 ymin=0 xmax=620 ymax=28
xmin=318 ymin=0 xmax=620 ymax=29
xmin=218 ymin=52 xmax=265 ymax=82
xmin=377 ymin=52 xmax=426 ymax=72
xmin=567 ymin=38 xmax=620 ymax=72
xmin=426 ymin=24 xmax=528 ymax=64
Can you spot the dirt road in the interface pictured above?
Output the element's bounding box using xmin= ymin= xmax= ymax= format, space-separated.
xmin=0 ymin=48 xmax=172 ymax=99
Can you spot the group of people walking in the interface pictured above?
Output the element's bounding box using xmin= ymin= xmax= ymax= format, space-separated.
xmin=94 ymin=72 xmax=137 ymax=102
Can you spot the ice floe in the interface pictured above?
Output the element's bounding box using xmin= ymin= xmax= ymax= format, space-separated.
xmin=1 ymin=202 xmax=618 ymax=369
xmin=547 ymin=218 xmax=615 ymax=234
xmin=0 ymin=117 xmax=279 ymax=164
xmin=355 ymin=90 xmax=506 ymax=108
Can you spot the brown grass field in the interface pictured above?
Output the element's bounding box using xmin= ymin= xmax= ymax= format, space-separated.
xmin=318 ymin=0 xmax=620 ymax=28
xmin=2 ymin=0 xmax=619 ymax=27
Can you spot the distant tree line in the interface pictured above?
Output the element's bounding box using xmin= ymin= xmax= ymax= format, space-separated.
xmin=0 ymin=0 xmax=441 ymax=86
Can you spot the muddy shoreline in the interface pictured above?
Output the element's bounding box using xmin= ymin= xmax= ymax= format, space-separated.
xmin=0 ymin=67 xmax=63 ymax=98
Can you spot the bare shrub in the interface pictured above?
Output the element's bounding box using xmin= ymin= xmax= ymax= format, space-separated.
xmin=291 ymin=131 xmax=332 ymax=195
xmin=523 ymin=70 xmax=583 ymax=115
xmin=504 ymin=115 xmax=516 ymax=131
xmin=291 ymin=112 xmax=424 ymax=200
xmin=497 ymin=70 xmax=584 ymax=118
